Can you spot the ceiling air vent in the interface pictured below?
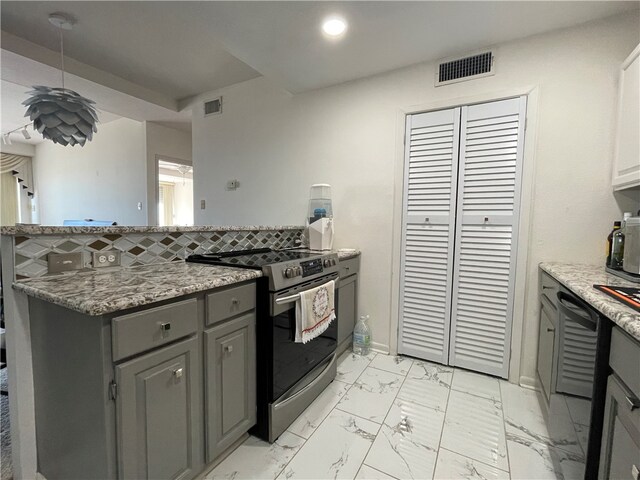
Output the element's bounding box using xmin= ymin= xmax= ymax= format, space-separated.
xmin=204 ymin=97 xmax=222 ymax=116
xmin=435 ymin=51 xmax=494 ymax=86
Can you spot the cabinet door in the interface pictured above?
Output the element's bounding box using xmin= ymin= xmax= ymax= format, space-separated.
xmin=537 ymin=301 xmax=556 ymax=400
xmin=116 ymin=337 xmax=201 ymax=480
xmin=613 ymin=45 xmax=640 ymax=190
xmin=337 ymin=275 xmax=357 ymax=345
xmin=205 ymin=313 xmax=256 ymax=461
xmin=599 ymin=375 xmax=640 ymax=480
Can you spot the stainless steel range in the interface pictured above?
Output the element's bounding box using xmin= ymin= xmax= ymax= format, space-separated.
xmin=187 ymin=248 xmax=340 ymax=442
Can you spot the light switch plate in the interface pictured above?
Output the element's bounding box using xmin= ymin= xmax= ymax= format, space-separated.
xmin=48 ymin=252 xmax=83 ymax=274
xmin=92 ymin=250 xmax=121 ymax=268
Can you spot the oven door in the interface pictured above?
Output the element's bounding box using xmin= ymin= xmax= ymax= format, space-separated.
xmin=269 ymin=273 xmax=339 ymax=401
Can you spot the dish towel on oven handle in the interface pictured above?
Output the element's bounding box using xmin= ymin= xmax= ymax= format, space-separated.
xmin=295 ymin=279 xmax=336 ymax=343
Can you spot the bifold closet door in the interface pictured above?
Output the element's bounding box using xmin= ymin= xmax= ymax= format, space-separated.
xmin=448 ymin=96 xmax=527 ymax=378
xmin=398 ymin=107 xmax=460 ymax=364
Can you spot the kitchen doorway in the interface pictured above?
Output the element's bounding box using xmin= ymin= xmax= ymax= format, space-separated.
xmin=156 ymin=157 xmax=194 ymax=226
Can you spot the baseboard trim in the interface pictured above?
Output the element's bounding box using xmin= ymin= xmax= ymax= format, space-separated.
xmin=372 ymin=342 xmax=390 ymax=354
xmin=519 ymin=375 xmax=539 ymax=391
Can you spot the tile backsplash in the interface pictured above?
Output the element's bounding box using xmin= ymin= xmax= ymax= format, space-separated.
xmin=13 ymin=228 xmax=303 ymax=279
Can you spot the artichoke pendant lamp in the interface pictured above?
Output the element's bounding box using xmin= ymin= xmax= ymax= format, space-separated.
xmin=23 ymin=13 xmax=98 ymax=147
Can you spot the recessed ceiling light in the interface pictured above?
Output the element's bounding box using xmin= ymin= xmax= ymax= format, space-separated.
xmin=322 ymin=16 xmax=347 ymax=37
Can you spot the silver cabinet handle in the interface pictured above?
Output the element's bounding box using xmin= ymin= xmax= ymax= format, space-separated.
xmin=626 ymin=395 xmax=640 ymax=411
xmin=173 ymin=368 xmax=183 ymax=379
xmin=225 ymin=345 xmax=234 ymax=353
xmin=631 ymin=464 xmax=639 ymax=480
xmin=160 ymin=322 xmax=171 ymax=331
xmin=231 ymin=297 xmax=239 ymax=305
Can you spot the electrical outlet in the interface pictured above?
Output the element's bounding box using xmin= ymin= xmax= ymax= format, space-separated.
xmin=201 ymin=199 xmax=206 ymax=209
xmin=92 ymin=250 xmax=121 ymax=268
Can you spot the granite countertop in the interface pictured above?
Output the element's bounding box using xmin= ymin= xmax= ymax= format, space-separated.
xmin=540 ymin=262 xmax=640 ymax=342
xmin=285 ymin=248 xmax=361 ymax=260
xmin=0 ymin=224 xmax=304 ymax=236
xmin=13 ymin=262 xmax=262 ymax=316
xmin=12 ymin=249 xmax=360 ymax=316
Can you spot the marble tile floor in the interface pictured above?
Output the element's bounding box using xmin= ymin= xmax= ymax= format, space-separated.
xmin=206 ymin=351 xmax=587 ymax=480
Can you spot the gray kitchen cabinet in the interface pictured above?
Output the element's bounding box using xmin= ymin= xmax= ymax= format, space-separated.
xmin=600 ymin=327 xmax=640 ymax=480
xmin=116 ymin=336 xmax=201 ymax=480
xmin=598 ymin=374 xmax=640 ymax=480
xmin=29 ymin=279 xmax=258 ymax=480
xmin=205 ymin=312 xmax=256 ymax=461
xmin=537 ymin=298 xmax=556 ymax=400
xmin=337 ymin=256 xmax=360 ymax=355
xmin=537 ymin=271 xmax=559 ymax=400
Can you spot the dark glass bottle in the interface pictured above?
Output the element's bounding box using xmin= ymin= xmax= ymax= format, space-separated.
xmin=606 ymin=221 xmax=621 ymax=268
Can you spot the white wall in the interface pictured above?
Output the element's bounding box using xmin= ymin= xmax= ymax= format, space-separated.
xmin=145 ymin=122 xmax=192 ymax=225
xmin=33 ymin=117 xmax=147 ymax=225
xmin=191 ymin=13 xmax=640 ymax=381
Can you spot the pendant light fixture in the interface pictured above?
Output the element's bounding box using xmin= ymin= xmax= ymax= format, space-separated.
xmin=23 ymin=13 xmax=99 ymax=147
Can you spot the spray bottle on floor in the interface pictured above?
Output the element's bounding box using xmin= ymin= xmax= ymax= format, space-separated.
xmin=353 ymin=314 xmax=371 ymax=355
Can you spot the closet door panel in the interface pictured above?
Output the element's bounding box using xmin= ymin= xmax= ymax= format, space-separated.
xmin=399 ymin=108 xmax=460 ymax=363
xmin=449 ymin=96 xmax=527 ymax=378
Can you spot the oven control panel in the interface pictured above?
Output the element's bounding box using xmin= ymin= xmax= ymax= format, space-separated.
xmin=301 ymin=258 xmax=324 ymax=277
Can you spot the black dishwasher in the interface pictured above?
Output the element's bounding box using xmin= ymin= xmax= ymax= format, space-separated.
xmin=556 ymin=289 xmax=612 ymax=480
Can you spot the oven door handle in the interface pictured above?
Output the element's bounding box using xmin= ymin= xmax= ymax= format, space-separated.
xmin=275 ymin=293 xmax=301 ymax=305
xmin=274 ymin=277 xmax=339 ymax=305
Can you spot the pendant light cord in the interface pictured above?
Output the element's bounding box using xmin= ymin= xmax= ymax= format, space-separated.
xmin=59 ymin=28 xmax=65 ymax=89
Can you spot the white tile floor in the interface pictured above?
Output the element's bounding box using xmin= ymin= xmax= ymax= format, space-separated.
xmin=206 ymin=351 xmax=587 ymax=480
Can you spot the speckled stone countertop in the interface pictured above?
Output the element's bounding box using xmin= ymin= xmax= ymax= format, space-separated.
xmin=0 ymin=224 xmax=304 ymax=235
xmin=12 ymin=249 xmax=360 ymax=316
xmin=288 ymin=248 xmax=361 ymax=260
xmin=13 ymin=263 xmax=262 ymax=316
xmin=540 ymin=262 xmax=640 ymax=342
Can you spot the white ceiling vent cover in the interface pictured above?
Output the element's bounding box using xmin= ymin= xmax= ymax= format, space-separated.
xmin=435 ymin=51 xmax=494 ymax=87
xmin=204 ymin=97 xmax=222 ymax=116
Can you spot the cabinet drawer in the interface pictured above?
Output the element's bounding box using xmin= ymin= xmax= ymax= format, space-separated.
xmin=339 ymin=256 xmax=360 ymax=279
xmin=206 ymin=282 xmax=256 ymax=326
xmin=610 ymin=327 xmax=640 ymax=398
xmin=112 ymin=299 xmax=198 ymax=361
xmin=540 ymin=271 xmax=559 ymax=307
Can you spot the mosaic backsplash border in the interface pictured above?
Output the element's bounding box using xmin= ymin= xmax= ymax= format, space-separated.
xmin=12 ymin=228 xmax=304 ymax=279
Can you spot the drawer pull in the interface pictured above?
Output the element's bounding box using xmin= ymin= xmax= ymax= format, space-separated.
xmin=546 ymin=327 xmax=555 ymax=332
xmin=173 ymin=368 xmax=183 ymax=379
xmin=225 ymin=345 xmax=234 ymax=353
xmin=632 ymin=464 xmax=639 ymax=480
xmin=542 ymin=286 xmax=553 ymax=290
xmin=231 ymin=297 xmax=239 ymax=305
xmin=626 ymin=395 xmax=640 ymax=411
xmin=160 ymin=322 xmax=171 ymax=337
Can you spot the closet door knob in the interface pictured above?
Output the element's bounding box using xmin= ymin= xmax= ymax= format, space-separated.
xmin=484 ymin=217 xmax=489 ymax=223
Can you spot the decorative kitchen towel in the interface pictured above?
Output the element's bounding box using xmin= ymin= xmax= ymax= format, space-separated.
xmin=295 ymin=280 xmax=336 ymax=343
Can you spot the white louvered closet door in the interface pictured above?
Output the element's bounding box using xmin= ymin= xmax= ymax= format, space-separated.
xmin=398 ymin=108 xmax=461 ymax=364
xmin=449 ymin=96 xmax=527 ymax=378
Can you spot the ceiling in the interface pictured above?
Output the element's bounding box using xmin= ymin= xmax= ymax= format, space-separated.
xmin=1 ymin=0 xmax=637 ymax=141
xmin=2 ymin=1 xmax=637 ymax=97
